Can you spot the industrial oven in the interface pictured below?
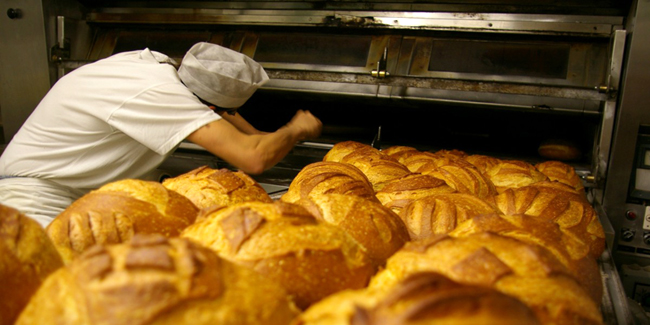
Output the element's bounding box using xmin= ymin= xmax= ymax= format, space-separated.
xmin=1 ymin=0 xmax=649 ymax=323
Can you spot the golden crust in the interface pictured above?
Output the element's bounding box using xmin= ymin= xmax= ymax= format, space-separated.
xmin=15 ymin=234 xmax=299 ymax=325
xmin=369 ymin=233 xmax=603 ymax=325
xmin=181 ymin=201 xmax=375 ymax=309
xmin=46 ymin=179 xmax=198 ymax=264
xmin=419 ymin=161 xmax=498 ymax=199
xmin=398 ymin=193 xmax=500 ymax=240
xmin=293 ymin=272 xmax=540 ymax=325
xmin=534 ymin=160 xmax=585 ymax=193
xmin=483 ymin=160 xmax=549 ymax=193
xmin=0 ymin=204 xmax=64 ymax=325
xmin=375 ymin=174 xmax=456 ymax=215
xmin=295 ymin=193 xmax=410 ymax=266
xmin=162 ymin=166 xmax=272 ymax=210
xmin=281 ymin=161 xmax=377 ymax=204
xmin=323 ymin=141 xmax=412 ymax=191
xmin=492 ymin=181 xmax=605 ymax=259
xmin=450 ymin=213 xmax=602 ymax=303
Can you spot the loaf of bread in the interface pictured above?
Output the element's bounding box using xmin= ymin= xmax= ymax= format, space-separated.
xmin=482 ymin=159 xmax=549 ymax=193
xmin=46 ymin=179 xmax=198 ymax=264
xmin=398 ymin=193 xmax=500 ymax=240
xmin=281 ymin=161 xmax=377 ymax=204
xmin=15 ymin=234 xmax=299 ymax=325
xmin=375 ymin=173 xmax=456 ymax=215
xmin=381 ymin=145 xmax=420 ymax=164
xmin=322 ymin=140 xmax=368 ymax=162
xmin=538 ymin=139 xmax=582 ymax=161
xmin=450 ymin=213 xmax=602 ymax=303
xmin=293 ymin=271 xmax=540 ymax=325
xmin=181 ymin=201 xmax=375 ymax=309
xmin=369 ymin=233 xmax=603 ymax=325
xmin=535 ymin=161 xmax=585 ymax=194
xmin=0 ymin=204 xmax=64 ymax=325
xmin=295 ymin=193 xmax=410 ymax=266
xmin=323 ymin=141 xmax=412 ymax=191
xmin=492 ymin=181 xmax=605 ymax=259
xmin=464 ymin=154 xmax=502 ymax=175
xmin=162 ymin=166 xmax=272 ymax=210
xmin=418 ymin=160 xmax=498 ymax=199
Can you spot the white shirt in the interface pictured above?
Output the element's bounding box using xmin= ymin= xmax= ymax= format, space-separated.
xmin=0 ymin=48 xmax=221 ymax=225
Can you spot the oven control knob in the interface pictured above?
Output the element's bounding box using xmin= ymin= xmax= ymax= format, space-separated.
xmin=7 ymin=8 xmax=22 ymax=19
xmin=621 ymin=228 xmax=635 ymax=242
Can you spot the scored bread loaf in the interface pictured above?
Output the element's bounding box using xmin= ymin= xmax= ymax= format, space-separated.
xmin=375 ymin=173 xmax=456 ymax=215
xmin=534 ymin=161 xmax=585 ymax=194
xmin=0 ymin=204 xmax=64 ymax=325
xmin=323 ymin=141 xmax=412 ymax=191
xmin=280 ymin=161 xmax=377 ymax=204
xmin=449 ymin=213 xmax=602 ymax=303
xmin=368 ymin=233 xmax=603 ymax=325
xmin=15 ymin=234 xmax=299 ymax=325
xmin=292 ymin=271 xmax=540 ymax=325
xmin=464 ymin=154 xmax=502 ymax=175
xmin=492 ymin=181 xmax=605 ymax=259
xmin=398 ymin=193 xmax=500 ymax=240
xmin=181 ymin=201 xmax=375 ymax=310
xmin=295 ymin=193 xmax=410 ymax=266
xmin=481 ymin=159 xmax=549 ymax=193
xmin=46 ymin=179 xmax=198 ymax=264
xmin=418 ymin=160 xmax=498 ymax=199
xmin=162 ymin=166 xmax=272 ymax=210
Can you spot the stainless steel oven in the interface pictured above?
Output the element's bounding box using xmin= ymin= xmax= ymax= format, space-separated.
xmin=1 ymin=0 xmax=648 ymax=323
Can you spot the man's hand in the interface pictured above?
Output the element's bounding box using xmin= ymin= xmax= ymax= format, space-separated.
xmin=287 ymin=110 xmax=323 ymax=141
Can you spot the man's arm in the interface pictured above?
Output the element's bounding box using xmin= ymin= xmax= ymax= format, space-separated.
xmin=186 ymin=110 xmax=322 ymax=174
xmin=215 ymin=110 xmax=268 ymax=135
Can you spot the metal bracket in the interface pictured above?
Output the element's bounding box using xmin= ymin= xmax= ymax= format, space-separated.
xmin=371 ymin=47 xmax=390 ymax=78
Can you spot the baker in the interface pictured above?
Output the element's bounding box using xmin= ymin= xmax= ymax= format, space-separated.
xmin=0 ymin=42 xmax=322 ymax=227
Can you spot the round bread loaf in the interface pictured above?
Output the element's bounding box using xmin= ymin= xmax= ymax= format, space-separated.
xmin=464 ymin=154 xmax=502 ymax=175
xmin=375 ymin=173 xmax=456 ymax=215
xmin=323 ymin=141 xmax=412 ymax=191
xmin=0 ymin=204 xmax=64 ymax=325
xmin=398 ymin=193 xmax=500 ymax=240
xmin=418 ymin=160 xmax=498 ymax=199
xmin=538 ymin=139 xmax=582 ymax=161
xmin=492 ymin=181 xmax=605 ymax=259
xmin=535 ymin=160 xmax=585 ymax=194
xmin=46 ymin=179 xmax=198 ymax=264
xmin=482 ymin=159 xmax=549 ymax=193
xmin=280 ymin=161 xmax=377 ymax=204
xmin=292 ymin=271 xmax=540 ymax=325
xmin=296 ymin=193 xmax=410 ymax=266
xmin=162 ymin=166 xmax=272 ymax=210
xmin=15 ymin=234 xmax=299 ymax=325
xmin=181 ymin=201 xmax=375 ymax=309
xmin=369 ymin=233 xmax=603 ymax=325
xmin=450 ymin=213 xmax=602 ymax=303
xmin=322 ymin=140 xmax=368 ymax=162
xmin=381 ymin=145 xmax=420 ymax=164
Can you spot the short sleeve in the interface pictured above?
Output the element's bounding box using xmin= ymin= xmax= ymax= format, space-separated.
xmin=108 ymin=82 xmax=221 ymax=155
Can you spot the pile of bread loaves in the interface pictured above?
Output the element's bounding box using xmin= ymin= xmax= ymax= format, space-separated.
xmin=0 ymin=140 xmax=605 ymax=325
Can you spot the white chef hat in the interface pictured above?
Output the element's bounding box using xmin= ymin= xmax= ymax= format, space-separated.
xmin=178 ymin=42 xmax=269 ymax=108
